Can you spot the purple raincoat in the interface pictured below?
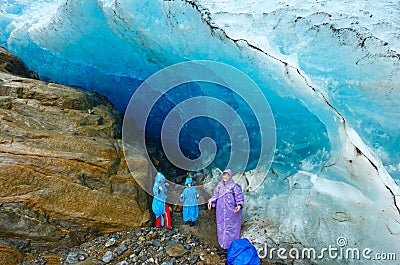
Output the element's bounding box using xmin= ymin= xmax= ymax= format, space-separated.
xmin=209 ymin=169 xmax=244 ymax=249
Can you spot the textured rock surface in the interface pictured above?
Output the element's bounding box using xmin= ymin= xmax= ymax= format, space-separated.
xmin=0 ymin=48 xmax=150 ymax=259
xmin=0 ymin=244 xmax=23 ymax=265
xmin=56 ymin=227 xmax=228 ymax=265
xmin=0 ymin=47 xmax=38 ymax=80
xmin=22 ymin=209 xmax=283 ymax=265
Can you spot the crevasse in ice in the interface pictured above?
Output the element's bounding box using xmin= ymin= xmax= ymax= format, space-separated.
xmin=1 ymin=0 xmax=399 ymax=262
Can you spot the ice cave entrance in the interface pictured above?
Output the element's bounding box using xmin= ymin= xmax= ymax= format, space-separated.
xmin=139 ymin=79 xmax=331 ymax=180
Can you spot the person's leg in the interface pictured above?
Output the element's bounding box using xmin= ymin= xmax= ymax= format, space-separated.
xmin=155 ymin=216 xmax=161 ymax=227
xmin=164 ymin=204 xmax=172 ymax=229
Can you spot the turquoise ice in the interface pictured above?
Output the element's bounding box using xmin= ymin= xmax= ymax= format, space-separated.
xmin=1 ymin=0 xmax=399 ymax=262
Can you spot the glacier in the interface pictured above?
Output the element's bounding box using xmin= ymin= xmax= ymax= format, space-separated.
xmin=1 ymin=0 xmax=400 ymax=263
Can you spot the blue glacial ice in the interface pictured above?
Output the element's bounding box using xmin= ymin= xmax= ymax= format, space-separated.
xmin=1 ymin=0 xmax=399 ymax=262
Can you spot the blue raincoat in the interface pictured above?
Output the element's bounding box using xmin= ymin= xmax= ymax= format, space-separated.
xmin=227 ymin=238 xmax=260 ymax=265
xmin=152 ymin=172 xmax=167 ymax=226
xmin=180 ymin=177 xmax=199 ymax=222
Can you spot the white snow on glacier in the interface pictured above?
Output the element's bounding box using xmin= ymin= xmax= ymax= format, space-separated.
xmin=1 ymin=0 xmax=399 ymax=263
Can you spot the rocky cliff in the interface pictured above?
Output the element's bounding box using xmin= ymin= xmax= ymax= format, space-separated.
xmin=0 ymin=47 xmax=150 ymax=263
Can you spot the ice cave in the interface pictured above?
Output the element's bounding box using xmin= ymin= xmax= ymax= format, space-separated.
xmin=1 ymin=0 xmax=399 ymax=263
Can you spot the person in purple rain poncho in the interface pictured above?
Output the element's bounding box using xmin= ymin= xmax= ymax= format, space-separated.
xmin=208 ymin=169 xmax=244 ymax=250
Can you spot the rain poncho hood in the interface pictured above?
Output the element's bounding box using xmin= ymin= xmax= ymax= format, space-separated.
xmin=222 ymin=169 xmax=234 ymax=187
xmin=184 ymin=177 xmax=193 ymax=186
xmin=209 ymin=169 xmax=244 ymax=249
xmin=180 ymin=177 xmax=199 ymax=222
xmin=153 ymin=172 xmax=167 ymax=198
xmin=152 ymin=172 xmax=167 ymax=225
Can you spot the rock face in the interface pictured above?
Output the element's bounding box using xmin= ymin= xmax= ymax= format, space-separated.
xmin=0 ymin=244 xmax=23 ymax=265
xmin=0 ymin=47 xmax=38 ymax=80
xmin=0 ymin=48 xmax=150 ymax=258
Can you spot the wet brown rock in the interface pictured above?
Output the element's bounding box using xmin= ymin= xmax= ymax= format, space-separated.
xmin=165 ymin=243 xmax=187 ymax=257
xmin=0 ymin=46 xmax=38 ymax=79
xmin=0 ymin=244 xmax=23 ymax=265
xmin=0 ymin=49 xmax=150 ymax=257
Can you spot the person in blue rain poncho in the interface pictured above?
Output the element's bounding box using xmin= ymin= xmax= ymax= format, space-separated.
xmin=152 ymin=172 xmax=172 ymax=229
xmin=180 ymin=177 xmax=199 ymax=226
